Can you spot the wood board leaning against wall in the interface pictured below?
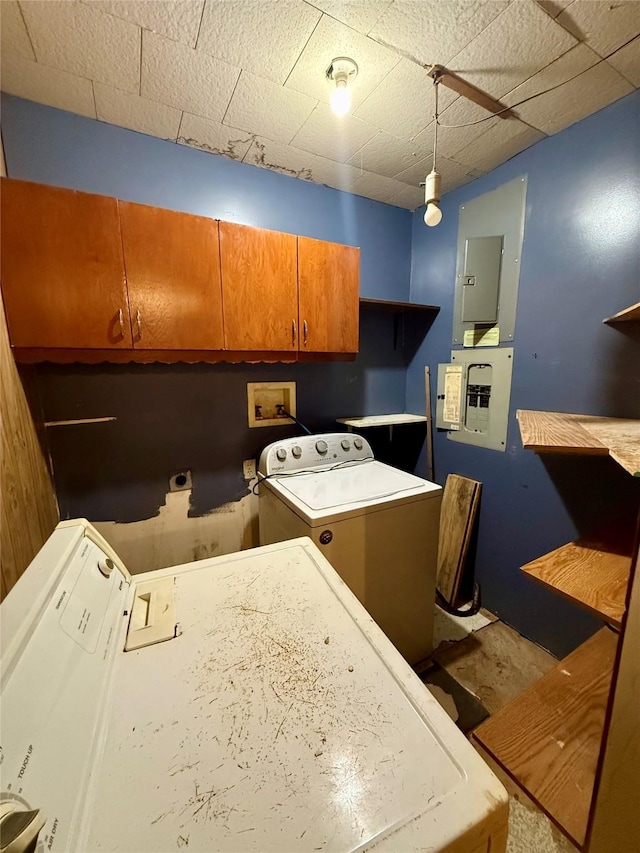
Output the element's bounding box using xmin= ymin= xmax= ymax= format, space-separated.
xmin=0 ymin=299 xmax=59 ymax=599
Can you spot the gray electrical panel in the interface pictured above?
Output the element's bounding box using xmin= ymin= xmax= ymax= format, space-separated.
xmin=452 ymin=177 xmax=527 ymax=345
xmin=436 ymin=348 xmax=514 ymax=452
xmin=462 ymin=236 xmax=503 ymax=323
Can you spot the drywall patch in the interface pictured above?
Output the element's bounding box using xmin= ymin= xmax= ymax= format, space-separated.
xmin=94 ymin=486 xmax=259 ymax=574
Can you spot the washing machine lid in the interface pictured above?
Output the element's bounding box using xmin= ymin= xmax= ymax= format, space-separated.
xmin=268 ymin=460 xmax=441 ymax=523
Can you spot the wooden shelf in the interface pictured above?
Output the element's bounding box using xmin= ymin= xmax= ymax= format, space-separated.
xmin=516 ymin=410 xmax=640 ymax=477
xmin=337 ymin=413 xmax=427 ymax=428
xmin=603 ymin=301 xmax=640 ymax=323
xmin=360 ymin=297 xmax=439 ymax=313
xmin=521 ymin=538 xmax=632 ymax=629
xmin=472 ymin=628 xmax=617 ymax=849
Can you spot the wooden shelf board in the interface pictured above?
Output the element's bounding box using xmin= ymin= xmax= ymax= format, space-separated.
xmin=516 ymin=410 xmax=640 ymax=476
xmin=603 ymin=301 xmax=640 ymax=323
xmin=522 ymin=539 xmax=632 ymax=629
xmin=472 ymin=628 xmax=617 ymax=848
xmin=337 ymin=413 xmax=427 ymax=428
xmin=359 ymin=297 xmax=439 ymax=313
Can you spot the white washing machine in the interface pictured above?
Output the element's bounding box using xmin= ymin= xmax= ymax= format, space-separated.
xmin=0 ymin=520 xmax=508 ymax=853
xmin=259 ymin=433 xmax=442 ymax=664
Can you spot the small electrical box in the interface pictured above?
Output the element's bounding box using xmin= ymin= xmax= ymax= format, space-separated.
xmin=461 ymin=236 xmax=503 ymax=323
xmin=436 ymin=348 xmax=513 ymax=452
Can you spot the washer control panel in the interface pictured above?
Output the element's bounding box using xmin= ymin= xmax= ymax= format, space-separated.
xmin=259 ymin=433 xmax=373 ymax=475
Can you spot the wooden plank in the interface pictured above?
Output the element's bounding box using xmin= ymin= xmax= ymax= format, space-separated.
xmin=472 ymin=628 xmax=617 ymax=848
xmin=436 ymin=474 xmax=481 ymax=605
xmin=587 ymin=542 xmax=640 ymax=852
xmin=522 ymin=538 xmax=632 ymax=629
xmin=516 ymin=410 xmax=608 ymax=455
xmin=425 ymin=366 xmax=434 ymax=481
xmin=429 ymin=65 xmax=515 ymax=119
xmin=577 ymin=417 xmax=640 ymax=478
xmin=0 ymin=301 xmax=59 ymax=600
xmin=603 ymin=301 xmax=640 ymax=323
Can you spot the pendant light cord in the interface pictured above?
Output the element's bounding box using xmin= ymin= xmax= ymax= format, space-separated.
xmin=433 ymin=76 xmax=439 ymax=171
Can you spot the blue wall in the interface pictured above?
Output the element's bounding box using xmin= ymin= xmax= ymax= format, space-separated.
xmin=407 ymin=90 xmax=640 ymax=657
xmin=1 ymin=94 xmax=415 ymax=524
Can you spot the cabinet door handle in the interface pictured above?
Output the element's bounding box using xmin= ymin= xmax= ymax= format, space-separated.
xmin=292 ymin=319 xmax=297 ymax=345
xmin=136 ymin=309 xmax=142 ymax=340
xmin=118 ymin=308 xmax=125 ymax=338
xmin=303 ymin=320 xmax=308 ymax=346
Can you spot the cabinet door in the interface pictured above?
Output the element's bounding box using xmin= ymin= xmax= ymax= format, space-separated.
xmin=298 ymin=237 xmax=359 ymax=353
xmin=219 ymin=222 xmax=298 ymax=352
xmin=0 ymin=179 xmax=131 ymax=348
xmin=119 ymin=202 xmax=223 ymax=350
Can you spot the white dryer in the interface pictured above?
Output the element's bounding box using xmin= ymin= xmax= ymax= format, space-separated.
xmin=259 ymin=433 xmax=442 ymax=664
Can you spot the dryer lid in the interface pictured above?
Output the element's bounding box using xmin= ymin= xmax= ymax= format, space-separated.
xmin=274 ymin=460 xmax=436 ymax=511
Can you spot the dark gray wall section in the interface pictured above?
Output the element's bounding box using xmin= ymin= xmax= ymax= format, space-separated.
xmin=407 ymin=90 xmax=640 ymax=657
xmin=37 ymin=308 xmax=413 ymax=521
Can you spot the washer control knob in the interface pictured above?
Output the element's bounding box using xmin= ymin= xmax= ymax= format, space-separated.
xmin=276 ymin=448 xmax=287 ymax=461
xmin=291 ymin=445 xmax=303 ymax=459
xmin=315 ymin=440 xmax=328 ymax=455
xmin=0 ymin=802 xmax=46 ymax=853
xmin=98 ymin=557 xmax=115 ymax=578
xmin=341 ymin=439 xmax=351 ymax=451
xmin=353 ymin=438 xmax=364 ymax=450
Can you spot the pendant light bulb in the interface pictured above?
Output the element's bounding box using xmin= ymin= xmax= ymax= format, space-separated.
xmin=330 ymin=74 xmax=351 ymax=116
xmin=423 ymin=169 xmax=443 ymax=227
xmin=326 ymin=57 xmax=358 ymax=117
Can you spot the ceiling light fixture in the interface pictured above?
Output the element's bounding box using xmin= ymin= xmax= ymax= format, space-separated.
xmin=422 ymin=74 xmax=443 ymax=227
xmin=326 ymin=57 xmax=358 ymax=117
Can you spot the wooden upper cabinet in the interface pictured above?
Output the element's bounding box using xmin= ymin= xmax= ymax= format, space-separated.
xmin=0 ymin=178 xmax=131 ymax=348
xmin=298 ymin=237 xmax=359 ymax=353
xmin=119 ymin=202 xmax=223 ymax=350
xmin=219 ymin=222 xmax=298 ymax=352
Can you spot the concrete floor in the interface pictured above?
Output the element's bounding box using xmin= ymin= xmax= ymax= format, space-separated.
xmin=425 ymin=608 xmax=578 ymax=853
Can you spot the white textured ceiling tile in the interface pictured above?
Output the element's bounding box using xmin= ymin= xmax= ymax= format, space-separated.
xmin=86 ymin=1 xmax=204 ymax=47
xmin=303 ymin=153 xmax=362 ymax=191
xmin=94 ymin=82 xmax=182 ymax=140
xmin=510 ymin=61 xmax=633 ymax=136
xmin=178 ymin=113 xmax=254 ymax=159
xmin=290 ymin=102 xmax=378 ymax=162
xmin=412 ymin=98 xmax=499 ymax=160
xmin=304 ymin=1 xmax=393 ymax=34
xmin=350 ymin=170 xmax=409 ymax=204
xmin=369 ymin=0 xmax=510 ymax=66
xmin=354 ymin=58 xmax=457 ymax=140
xmin=535 ymin=0 xmax=573 ymax=19
xmin=504 ymin=43 xmax=600 ymax=123
xmin=346 ymin=130 xmax=430 ymax=178
xmin=224 ymin=70 xmax=317 ymax=144
xmin=20 ymin=1 xmax=140 ymax=93
xmin=448 ymin=0 xmax=577 ymax=99
xmin=197 ymin=0 xmax=321 ymax=85
xmin=0 ymin=1 xmax=36 ymax=60
xmin=606 ymin=36 xmax=640 ymax=88
xmin=142 ymin=31 xmax=239 ymax=122
xmin=387 ymin=183 xmax=425 ymax=210
xmin=284 ymin=14 xmax=400 ymax=109
xmin=454 ymin=119 xmax=545 ymax=172
xmin=393 ymin=154 xmax=474 ymax=190
xmin=0 ymin=52 xmax=96 ymax=117
xmin=243 ymin=137 xmax=312 ymax=179
xmin=557 ymin=0 xmax=640 ymax=58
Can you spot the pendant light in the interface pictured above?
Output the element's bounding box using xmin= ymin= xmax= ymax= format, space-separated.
xmin=327 ymin=57 xmax=358 ymax=116
xmin=423 ymin=76 xmax=443 ymax=227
